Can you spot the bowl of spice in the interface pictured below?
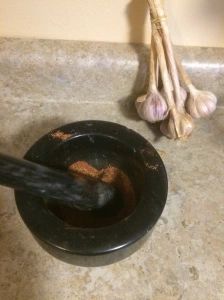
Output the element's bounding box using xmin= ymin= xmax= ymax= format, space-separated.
xmin=15 ymin=121 xmax=168 ymax=266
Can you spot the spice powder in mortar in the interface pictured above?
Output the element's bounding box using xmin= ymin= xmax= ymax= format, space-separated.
xmin=47 ymin=161 xmax=137 ymax=228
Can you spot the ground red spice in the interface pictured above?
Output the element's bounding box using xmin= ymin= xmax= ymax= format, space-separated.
xmin=51 ymin=130 xmax=72 ymax=141
xmin=68 ymin=161 xmax=136 ymax=211
xmin=48 ymin=161 xmax=137 ymax=228
xmin=69 ymin=161 xmax=100 ymax=179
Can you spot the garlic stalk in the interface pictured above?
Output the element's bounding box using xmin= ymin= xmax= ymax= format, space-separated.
xmin=180 ymin=86 xmax=187 ymax=103
xmin=148 ymin=0 xmax=183 ymax=111
xmin=177 ymin=60 xmax=217 ymax=118
xmin=135 ymin=38 xmax=168 ymax=123
xmin=149 ymin=18 xmax=194 ymax=139
xmin=161 ymin=86 xmax=187 ymax=109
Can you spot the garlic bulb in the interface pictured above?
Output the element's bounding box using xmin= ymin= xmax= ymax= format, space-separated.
xmin=160 ymin=108 xmax=194 ymax=139
xmin=176 ymin=61 xmax=217 ymax=119
xmin=186 ymin=85 xmax=217 ymax=119
xmin=135 ymin=35 xmax=168 ymax=124
xmin=135 ymin=92 xmax=168 ymax=123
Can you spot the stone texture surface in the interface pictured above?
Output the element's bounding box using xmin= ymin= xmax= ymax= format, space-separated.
xmin=0 ymin=38 xmax=223 ymax=299
xmin=0 ymin=97 xmax=223 ymax=299
xmin=0 ymin=38 xmax=224 ymax=105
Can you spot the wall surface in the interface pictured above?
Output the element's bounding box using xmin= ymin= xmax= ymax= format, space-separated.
xmin=0 ymin=0 xmax=224 ymax=47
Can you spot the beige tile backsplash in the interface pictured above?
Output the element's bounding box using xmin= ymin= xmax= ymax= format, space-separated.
xmin=0 ymin=0 xmax=224 ymax=47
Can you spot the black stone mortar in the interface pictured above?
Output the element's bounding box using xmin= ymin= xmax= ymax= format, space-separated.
xmin=15 ymin=121 xmax=168 ymax=266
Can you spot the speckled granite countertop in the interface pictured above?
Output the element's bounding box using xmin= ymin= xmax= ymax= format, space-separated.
xmin=0 ymin=39 xmax=223 ymax=300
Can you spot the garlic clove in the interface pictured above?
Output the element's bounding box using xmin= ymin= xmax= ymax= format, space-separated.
xmin=186 ymin=88 xmax=217 ymax=119
xmin=135 ymin=92 xmax=168 ymax=123
xmin=160 ymin=108 xmax=194 ymax=139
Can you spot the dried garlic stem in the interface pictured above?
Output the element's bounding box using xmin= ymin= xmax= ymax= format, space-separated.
xmin=151 ymin=23 xmax=181 ymax=137
xmin=149 ymin=38 xmax=157 ymax=91
xmin=148 ymin=0 xmax=182 ymax=110
xmin=151 ymin=25 xmax=174 ymax=110
xmin=176 ymin=59 xmax=192 ymax=87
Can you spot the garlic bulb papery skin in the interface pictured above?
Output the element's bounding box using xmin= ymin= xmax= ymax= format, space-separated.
xmin=160 ymin=108 xmax=194 ymax=139
xmin=186 ymin=84 xmax=217 ymax=119
xmin=135 ymin=90 xmax=168 ymax=123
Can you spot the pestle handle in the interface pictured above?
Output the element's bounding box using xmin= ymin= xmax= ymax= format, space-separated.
xmin=0 ymin=152 xmax=115 ymax=210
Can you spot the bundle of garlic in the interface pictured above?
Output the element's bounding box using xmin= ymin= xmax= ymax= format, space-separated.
xmin=135 ymin=0 xmax=217 ymax=139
